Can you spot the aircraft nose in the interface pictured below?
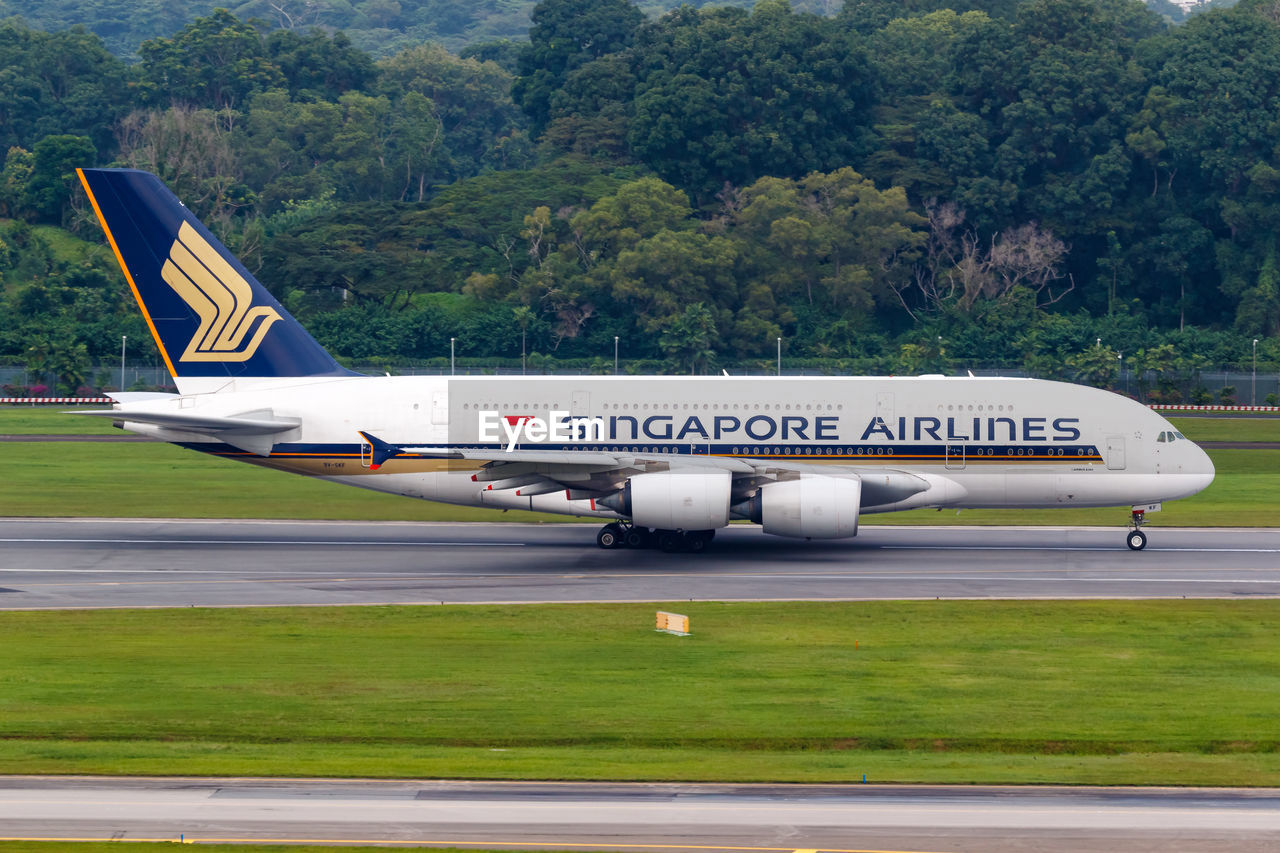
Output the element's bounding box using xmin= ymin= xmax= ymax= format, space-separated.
xmin=1185 ymin=442 xmax=1216 ymax=496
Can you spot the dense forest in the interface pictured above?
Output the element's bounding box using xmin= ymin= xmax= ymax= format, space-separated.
xmin=0 ymin=0 xmax=1235 ymax=59
xmin=1 ymin=0 xmax=1278 ymax=400
xmin=0 ymin=0 xmax=866 ymax=57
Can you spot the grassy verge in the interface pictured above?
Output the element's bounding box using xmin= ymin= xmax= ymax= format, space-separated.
xmin=0 ymin=440 xmax=560 ymax=522
xmin=1168 ymin=416 xmax=1280 ymax=442
xmin=2 ymin=602 xmax=1280 ymax=785
xmin=0 ymin=406 xmax=118 ymax=435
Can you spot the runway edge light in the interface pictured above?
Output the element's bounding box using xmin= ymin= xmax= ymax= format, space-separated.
xmin=656 ymin=611 xmax=690 ymax=636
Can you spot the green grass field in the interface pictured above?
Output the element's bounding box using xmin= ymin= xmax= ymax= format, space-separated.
xmin=0 ymin=406 xmax=119 ymax=435
xmin=1 ymin=602 xmax=1278 ymax=785
xmin=1 ymin=407 xmax=1274 ymax=524
xmin=1168 ymin=415 xmax=1280 ymax=442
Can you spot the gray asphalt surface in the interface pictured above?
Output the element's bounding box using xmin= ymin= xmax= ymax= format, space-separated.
xmin=1 ymin=777 xmax=1277 ymax=852
xmin=1 ymin=519 xmax=1278 ymax=608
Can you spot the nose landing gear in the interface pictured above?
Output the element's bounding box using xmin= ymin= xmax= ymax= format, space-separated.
xmin=1126 ymin=509 xmax=1148 ymax=551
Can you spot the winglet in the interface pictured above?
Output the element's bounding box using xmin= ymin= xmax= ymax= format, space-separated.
xmin=358 ymin=431 xmax=404 ymax=470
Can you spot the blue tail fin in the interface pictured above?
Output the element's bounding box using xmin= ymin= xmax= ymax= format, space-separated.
xmin=78 ymin=168 xmax=356 ymax=385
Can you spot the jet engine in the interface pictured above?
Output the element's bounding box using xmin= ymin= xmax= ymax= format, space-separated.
xmin=739 ymin=476 xmax=861 ymax=539
xmin=598 ymin=470 xmax=732 ymax=531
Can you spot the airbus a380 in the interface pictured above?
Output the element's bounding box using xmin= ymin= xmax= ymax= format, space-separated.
xmin=75 ymin=168 xmax=1215 ymax=552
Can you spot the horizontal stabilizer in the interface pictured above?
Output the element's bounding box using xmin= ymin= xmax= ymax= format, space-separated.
xmin=105 ymin=392 xmax=180 ymax=404
xmin=70 ymin=408 xmax=300 ymax=456
xmin=71 ymin=408 xmax=300 ymax=435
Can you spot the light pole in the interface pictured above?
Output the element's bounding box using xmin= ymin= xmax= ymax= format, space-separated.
xmin=776 ymin=337 xmax=782 ymax=376
xmin=1253 ymin=338 xmax=1259 ymax=405
xmin=1118 ymin=352 xmax=1124 ymax=395
xmin=450 ymin=337 xmax=455 ymax=376
xmin=614 ymin=336 xmax=619 ymax=375
xmin=120 ymin=335 xmax=126 ymax=392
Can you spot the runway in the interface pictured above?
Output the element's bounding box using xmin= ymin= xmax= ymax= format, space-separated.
xmin=1 ymin=777 xmax=1278 ymax=853
xmin=1 ymin=519 xmax=1278 ymax=608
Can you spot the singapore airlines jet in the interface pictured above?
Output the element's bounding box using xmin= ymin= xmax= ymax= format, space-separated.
xmin=75 ymin=168 xmax=1214 ymax=552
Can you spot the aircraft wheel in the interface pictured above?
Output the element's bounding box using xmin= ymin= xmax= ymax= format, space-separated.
xmin=658 ymin=530 xmax=684 ymax=553
xmin=597 ymin=524 xmax=625 ymax=550
xmin=625 ymin=527 xmax=652 ymax=549
xmin=1126 ymin=529 xmax=1147 ymax=551
xmin=684 ymin=531 xmax=713 ymax=553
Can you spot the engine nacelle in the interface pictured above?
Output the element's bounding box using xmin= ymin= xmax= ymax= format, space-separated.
xmin=604 ymin=470 xmax=732 ymax=531
xmin=748 ymin=476 xmax=861 ymax=539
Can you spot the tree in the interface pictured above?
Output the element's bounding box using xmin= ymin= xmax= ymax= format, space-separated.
xmin=734 ymin=168 xmax=926 ymax=317
xmin=543 ymin=52 xmax=638 ymax=159
xmin=604 ymin=228 xmax=738 ymax=334
xmin=265 ymin=28 xmax=377 ymax=100
xmin=1066 ymin=341 xmax=1120 ymax=389
xmin=24 ymin=135 xmax=96 ymax=224
xmin=659 ymin=302 xmax=719 ymax=373
xmin=137 ymin=10 xmax=285 ymax=110
xmin=513 ymin=0 xmax=644 ymax=134
xmin=0 ymin=148 xmax=35 ymax=219
xmin=379 ymin=43 xmax=528 ymax=179
xmin=0 ymin=20 xmax=132 ymax=156
xmin=115 ymin=107 xmax=252 ymax=247
xmin=904 ymin=201 xmax=1069 ymax=316
xmin=1156 ymin=5 xmax=1280 ymax=195
xmin=626 ymin=2 xmax=875 ymax=201
xmin=571 ymin=176 xmax=693 ymax=255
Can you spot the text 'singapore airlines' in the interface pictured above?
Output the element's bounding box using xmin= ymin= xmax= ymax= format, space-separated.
xmin=477 ymin=410 xmax=1085 ymax=449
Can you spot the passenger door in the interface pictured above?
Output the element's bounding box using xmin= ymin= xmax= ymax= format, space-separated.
xmin=1105 ymin=436 xmax=1126 ymax=470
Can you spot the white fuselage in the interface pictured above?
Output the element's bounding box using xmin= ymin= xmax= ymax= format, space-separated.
xmin=120 ymin=374 xmax=1215 ymax=521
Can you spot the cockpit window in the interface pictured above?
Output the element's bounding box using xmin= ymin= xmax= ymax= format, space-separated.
xmin=1174 ymin=432 xmax=1187 ymax=440
xmin=1157 ymin=432 xmax=1168 ymax=443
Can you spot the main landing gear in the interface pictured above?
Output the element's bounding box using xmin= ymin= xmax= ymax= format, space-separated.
xmin=1126 ymin=508 xmax=1148 ymax=551
xmin=596 ymin=523 xmax=715 ymax=553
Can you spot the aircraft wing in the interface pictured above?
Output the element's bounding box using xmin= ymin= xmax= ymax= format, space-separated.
xmin=400 ymin=445 xmax=757 ymax=473
xmin=360 ymin=432 xmax=929 ymax=507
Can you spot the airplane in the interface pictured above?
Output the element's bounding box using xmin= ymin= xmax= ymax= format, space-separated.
xmin=73 ymin=167 xmax=1215 ymax=553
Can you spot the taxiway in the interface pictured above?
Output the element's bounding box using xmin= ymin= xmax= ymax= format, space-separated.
xmin=1 ymin=777 xmax=1279 ymax=853
xmin=0 ymin=519 xmax=1277 ymax=608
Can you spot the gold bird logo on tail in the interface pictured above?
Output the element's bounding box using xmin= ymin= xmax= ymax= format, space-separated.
xmin=161 ymin=222 xmax=280 ymax=362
